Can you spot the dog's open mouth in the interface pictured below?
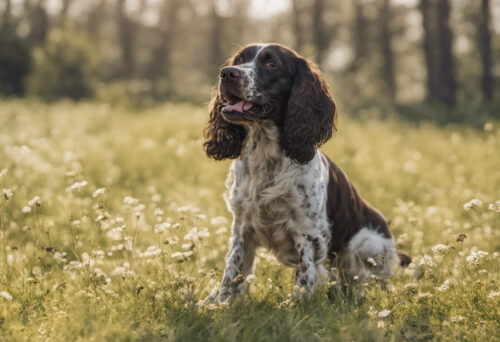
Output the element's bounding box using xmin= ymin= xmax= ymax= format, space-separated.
xmin=220 ymin=94 xmax=276 ymax=117
xmin=221 ymin=94 xmax=260 ymax=114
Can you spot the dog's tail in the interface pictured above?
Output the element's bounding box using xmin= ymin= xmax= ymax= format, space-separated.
xmin=397 ymin=250 xmax=412 ymax=267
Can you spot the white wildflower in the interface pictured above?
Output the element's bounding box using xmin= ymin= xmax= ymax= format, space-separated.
xmin=378 ymin=310 xmax=392 ymax=319
xmin=28 ymin=196 xmax=40 ymax=207
xmin=487 ymin=291 xmax=500 ymax=300
xmin=112 ymin=266 xmax=127 ymax=276
xmin=466 ymin=250 xmax=488 ymax=266
xmin=66 ymin=181 xmax=88 ymax=192
xmin=2 ymin=189 xmax=13 ymax=200
xmin=215 ymin=227 xmax=228 ymax=235
xmin=92 ymin=188 xmax=106 ymax=198
xmin=396 ymin=233 xmax=408 ymax=245
xmin=436 ymin=279 xmax=450 ymax=292
xmin=123 ymin=196 xmax=139 ymax=205
xmin=154 ymin=222 xmax=171 ymax=233
xmin=488 ymin=201 xmax=500 ymax=213
xmin=22 ymin=206 xmax=31 ymax=213
xmin=198 ymin=227 xmax=210 ymax=238
xmin=419 ymin=254 xmax=435 ymax=268
xmin=451 ymin=315 xmax=464 ymax=323
xmin=210 ymin=216 xmax=228 ymax=226
xmin=153 ymin=208 xmax=164 ymax=217
xmin=431 ymin=244 xmax=450 ymax=255
xmin=53 ymin=252 xmax=67 ymax=263
xmin=133 ymin=204 xmax=145 ymax=212
xmin=0 ymin=291 xmax=13 ymax=300
xmin=463 ymin=199 xmax=482 ymax=211
xmin=139 ymin=245 xmax=163 ymax=258
xmin=181 ymin=243 xmax=194 ymax=250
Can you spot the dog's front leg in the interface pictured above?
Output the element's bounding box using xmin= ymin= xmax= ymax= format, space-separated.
xmin=293 ymin=235 xmax=319 ymax=296
xmin=206 ymin=221 xmax=255 ymax=303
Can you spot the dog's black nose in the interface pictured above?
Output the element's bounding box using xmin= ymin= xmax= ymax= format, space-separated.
xmin=220 ymin=67 xmax=241 ymax=79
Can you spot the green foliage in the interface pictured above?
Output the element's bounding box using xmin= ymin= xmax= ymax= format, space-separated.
xmin=27 ymin=28 xmax=98 ymax=101
xmin=0 ymin=29 xmax=32 ymax=96
xmin=0 ymin=101 xmax=499 ymax=341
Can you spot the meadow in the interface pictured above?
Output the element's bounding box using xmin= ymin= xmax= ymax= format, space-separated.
xmin=0 ymin=100 xmax=498 ymax=341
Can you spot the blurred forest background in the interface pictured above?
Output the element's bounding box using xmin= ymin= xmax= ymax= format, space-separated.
xmin=0 ymin=0 xmax=499 ymax=123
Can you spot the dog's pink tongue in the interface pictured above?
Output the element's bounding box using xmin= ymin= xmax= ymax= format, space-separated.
xmin=222 ymin=101 xmax=253 ymax=113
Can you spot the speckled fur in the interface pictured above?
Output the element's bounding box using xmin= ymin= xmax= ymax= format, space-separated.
xmin=206 ymin=120 xmax=402 ymax=303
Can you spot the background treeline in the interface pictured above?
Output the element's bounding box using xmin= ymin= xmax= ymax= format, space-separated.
xmin=0 ymin=0 xmax=498 ymax=122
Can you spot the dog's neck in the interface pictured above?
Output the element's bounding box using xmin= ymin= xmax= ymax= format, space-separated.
xmin=241 ymin=120 xmax=286 ymax=176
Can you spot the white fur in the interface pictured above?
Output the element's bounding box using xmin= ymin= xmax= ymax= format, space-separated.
xmin=235 ymin=44 xmax=268 ymax=100
xmin=344 ymin=228 xmax=398 ymax=280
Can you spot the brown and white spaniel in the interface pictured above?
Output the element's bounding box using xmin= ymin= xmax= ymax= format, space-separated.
xmin=203 ymin=43 xmax=410 ymax=302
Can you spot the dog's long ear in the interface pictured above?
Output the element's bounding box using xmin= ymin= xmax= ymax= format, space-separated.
xmin=203 ymin=89 xmax=246 ymax=160
xmin=280 ymin=58 xmax=336 ymax=164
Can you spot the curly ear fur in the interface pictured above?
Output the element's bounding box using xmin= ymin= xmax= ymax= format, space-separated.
xmin=280 ymin=58 xmax=336 ymax=164
xmin=203 ymin=90 xmax=246 ymax=160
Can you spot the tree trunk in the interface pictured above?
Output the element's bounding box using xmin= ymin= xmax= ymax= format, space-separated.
xmin=25 ymin=0 xmax=49 ymax=47
xmin=350 ymin=0 xmax=368 ymax=72
xmin=419 ymin=0 xmax=439 ymax=103
xmin=312 ymin=0 xmax=327 ymax=66
xmin=86 ymin=0 xmax=106 ymax=42
xmin=380 ymin=0 xmax=395 ymax=101
xmin=436 ymin=0 xmax=456 ymax=107
xmin=210 ymin=0 xmax=224 ymax=70
xmin=291 ymin=0 xmax=303 ymax=53
xmin=59 ymin=0 xmax=72 ymax=26
xmin=1 ymin=0 xmax=12 ymax=30
xmin=147 ymin=0 xmax=181 ymax=85
xmin=117 ymin=0 xmax=134 ymax=79
xmin=479 ymin=0 xmax=493 ymax=101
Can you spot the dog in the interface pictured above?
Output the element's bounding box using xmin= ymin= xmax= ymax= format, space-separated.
xmin=203 ymin=43 xmax=411 ymax=302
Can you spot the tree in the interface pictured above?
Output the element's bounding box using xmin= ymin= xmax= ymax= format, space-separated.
xmin=479 ymin=0 xmax=493 ymax=101
xmin=350 ymin=0 xmax=369 ymax=72
xmin=117 ymin=0 xmax=135 ymax=78
xmin=1 ymin=0 xmax=12 ymax=31
xmin=86 ymin=0 xmax=106 ymax=43
xmin=0 ymin=31 xmax=32 ymax=96
xmin=59 ymin=0 xmax=73 ymax=26
xmin=291 ymin=0 xmax=304 ymax=53
xmin=209 ymin=0 xmax=224 ymax=69
xmin=379 ymin=0 xmax=396 ymax=101
xmin=27 ymin=28 xmax=98 ymax=100
xmin=144 ymin=0 xmax=182 ymax=96
xmin=24 ymin=0 xmax=49 ymax=47
xmin=436 ymin=0 xmax=456 ymax=106
xmin=419 ymin=0 xmax=456 ymax=107
xmin=312 ymin=0 xmax=328 ymax=66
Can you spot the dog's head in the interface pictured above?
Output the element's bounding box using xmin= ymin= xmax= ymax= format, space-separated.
xmin=203 ymin=43 xmax=336 ymax=164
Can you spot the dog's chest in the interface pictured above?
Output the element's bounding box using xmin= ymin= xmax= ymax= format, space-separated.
xmin=225 ymin=148 xmax=330 ymax=266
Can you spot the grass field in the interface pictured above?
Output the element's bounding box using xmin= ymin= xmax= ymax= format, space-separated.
xmin=0 ymin=100 xmax=499 ymax=341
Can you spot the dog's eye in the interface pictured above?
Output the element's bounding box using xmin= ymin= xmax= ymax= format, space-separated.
xmin=264 ymin=60 xmax=277 ymax=69
xmin=233 ymin=57 xmax=243 ymax=65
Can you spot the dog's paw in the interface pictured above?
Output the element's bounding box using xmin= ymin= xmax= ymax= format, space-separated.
xmin=203 ymin=288 xmax=232 ymax=304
